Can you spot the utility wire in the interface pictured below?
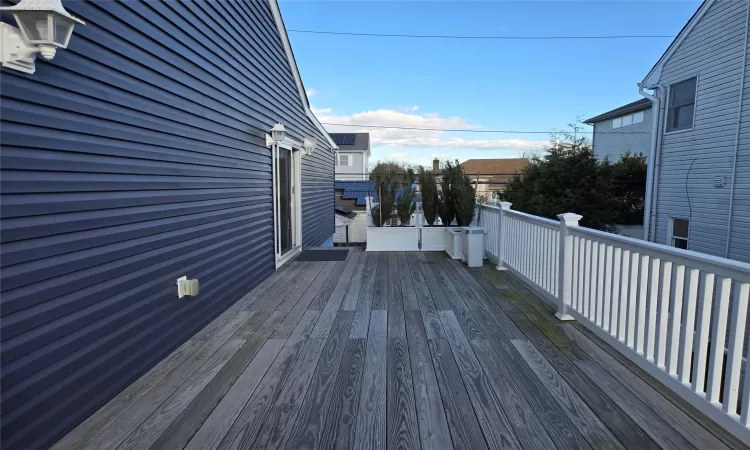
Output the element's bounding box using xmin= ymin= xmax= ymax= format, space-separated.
xmin=322 ymin=122 xmax=651 ymax=134
xmin=288 ymin=29 xmax=675 ymax=40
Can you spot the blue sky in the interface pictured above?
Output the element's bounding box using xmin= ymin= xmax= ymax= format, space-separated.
xmin=280 ymin=1 xmax=702 ymax=167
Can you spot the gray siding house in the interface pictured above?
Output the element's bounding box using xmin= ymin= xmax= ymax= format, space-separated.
xmin=0 ymin=1 xmax=335 ymax=449
xmin=584 ymin=98 xmax=653 ymax=162
xmin=640 ymin=0 xmax=750 ymax=263
xmin=330 ymin=132 xmax=370 ymax=180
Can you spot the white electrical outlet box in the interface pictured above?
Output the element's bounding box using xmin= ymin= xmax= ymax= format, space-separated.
xmin=177 ymin=276 xmax=200 ymax=298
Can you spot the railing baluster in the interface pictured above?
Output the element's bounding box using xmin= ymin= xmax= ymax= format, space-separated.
xmin=723 ymin=281 xmax=750 ymax=415
xmin=646 ymin=257 xmax=661 ymax=361
xmin=656 ymin=261 xmax=672 ymax=370
xmin=668 ymin=264 xmax=686 ymax=376
xmin=610 ymin=247 xmax=622 ymax=336
xmin=596 ymin=243 xmax=605 ymax=327
xmin=603 ymin=245 xmax=613 ymax=333
xmin=588 ymin=241 xmax=599 ymax=321
xmin=707 ymin=277 xmax=732 ymax=405
xmin=626 ymin=252 xmax=639 ymax=348
xmin=679 ymin=268 xmax=699 ymax=384
xmin=636 ymin=254 xmax=649 ymax=354
xmin=692 ymin=272 xmax=715 ymax=394
xmin=583 ymin=238 xmax=592 ymax=317
xmin=618 ymin=249 xmax=631 ymax=342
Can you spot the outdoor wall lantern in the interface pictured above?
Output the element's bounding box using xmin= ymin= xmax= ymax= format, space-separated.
xmin=0 ymin=0 xmax=84 ymax=74
xmin=302 ymin=137 xmax=316 ymax=156
xmin=271 ymin=123 xmax=287 ymax=144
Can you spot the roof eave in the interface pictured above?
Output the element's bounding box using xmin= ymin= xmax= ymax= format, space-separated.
xmin=640 ymin=0 xmax=713 ymax=88
xmin=267 ymin=0 xmax=338 ymax=151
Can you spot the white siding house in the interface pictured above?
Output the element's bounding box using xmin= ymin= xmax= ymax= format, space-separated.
xmin=584 ymin=99 xmax=653 ymax=162
xmin=641 ymin=0 xmax=750 ymax=263
xmin=331 ymin=133 xmax=370 ymax=180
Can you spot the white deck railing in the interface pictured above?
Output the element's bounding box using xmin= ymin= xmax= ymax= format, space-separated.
xmin=477 ymin=203 xmax=750 ymax=445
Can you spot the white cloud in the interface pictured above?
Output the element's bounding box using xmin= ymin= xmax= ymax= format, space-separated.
xmin=389 ymin=152 xmax=408 ymax=159
xmin=319 ymin=109 xmax=545 ymax=152
xmin=406 ymin=105 xmax=419 ymax=112
xmin=306 ymin=88 xmax=317 ymax=97
xmin=311 ymin=106 xmax=332 ymax=114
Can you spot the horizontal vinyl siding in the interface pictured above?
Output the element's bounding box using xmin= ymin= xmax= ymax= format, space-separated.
xmin=0 ymin=1 xmax=332 ymax=449
xmin=652 ymin=0 xmax=749 ymax=262
xmin=591 ymin=107 xmax=652 ymax=161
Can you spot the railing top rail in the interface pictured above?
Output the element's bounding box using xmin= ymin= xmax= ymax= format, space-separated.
xmin=504 ymin=209 xmax=560 ymax=229
xmin=569 ymin=225 xmax=750 ymax=282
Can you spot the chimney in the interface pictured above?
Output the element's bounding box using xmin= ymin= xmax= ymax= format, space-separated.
xmin=433 ymin=158 xmax=440 ymax=173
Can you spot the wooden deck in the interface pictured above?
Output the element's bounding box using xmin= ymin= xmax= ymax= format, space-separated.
xmin=52 ymin=249 xmax=748 ymax=450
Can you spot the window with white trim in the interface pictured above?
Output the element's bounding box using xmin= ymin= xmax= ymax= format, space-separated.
xmin=669 ymin=217 xmax=689 ymax=250
xmin=337 ymin=153 xmax=351 ymax=167
xmin=612 ymin=110 xmax=645 ymax=129
xmin=666 ymin=77 xmax=697 ymax=132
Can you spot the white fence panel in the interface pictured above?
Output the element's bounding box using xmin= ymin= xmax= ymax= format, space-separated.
xmin=476 ymin=203 xmax=750 ymax=445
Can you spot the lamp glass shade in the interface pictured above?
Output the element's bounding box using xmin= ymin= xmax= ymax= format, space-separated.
xmin=303 ymin=137 xmax=316 ymax=154
xmin=271 ymin=124 xmax=286 ymax=143
xmin=53 ymin=15 xmax=74 ymax=46
xmin=14 ymin=11 xmax=51 ymax=43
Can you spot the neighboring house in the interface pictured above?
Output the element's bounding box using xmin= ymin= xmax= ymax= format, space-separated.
xmin=584 ymin=98 xmax=653 ymax=161
xmin=330 ymin=132 xmax=370 ymax=180
xmin=459 ymin=158 xmax=530 ymax=202
xmin=0 ymin=1 xmax=336 ymax=449
xmin=639 ymin=0 xmax=750 ymax=263
xmin=334 ymin=180 xmax=373 ymax=243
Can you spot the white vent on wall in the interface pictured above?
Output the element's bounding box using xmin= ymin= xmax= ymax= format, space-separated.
xmin=714 ymin=175 xmax=726 ymax=188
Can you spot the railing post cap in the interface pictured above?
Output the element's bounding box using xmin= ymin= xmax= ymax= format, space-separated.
xmin=557 ymin=212 xmax=583 ymax=225
xmin=499 ymin=202 xmax=512 ymax=210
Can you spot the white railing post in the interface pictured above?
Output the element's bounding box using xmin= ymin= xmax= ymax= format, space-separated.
xmin=496 ymin=202 xmax=512 ymax=270
xmin=555 ymin=212 xmax=582 ymax=321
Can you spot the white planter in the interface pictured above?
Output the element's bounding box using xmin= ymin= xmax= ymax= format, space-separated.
xmin=420 ymin=227 xmax=447 ymax=251
xmin=460 ymin=226 xmax=485 ymax=267
xmin=366 ymin=226 xmax=419 ymax=251
xmin=445 ymin=227 xmax=463 ymax=259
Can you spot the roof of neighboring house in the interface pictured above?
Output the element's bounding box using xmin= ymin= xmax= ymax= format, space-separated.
xmin=583 ymin=98 xmax=652 ymax=124
xmin=459 ymin=158 xmax=529 ymax=176
xmin=334 ymin=204 xmax=358 ymax=219
xmin=329 ymin=133 xmax=370 ymax=152
xmin=642 ymin=0 xmax=711 ymax=87
xmin=335 ymin=180 xmax=421 ymax=206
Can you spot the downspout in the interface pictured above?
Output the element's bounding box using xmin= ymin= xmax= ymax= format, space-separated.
xmin=725 ymin=2 xmax=750 ymax=258
xmin=639 ymin=82 xmax=662 ymax=242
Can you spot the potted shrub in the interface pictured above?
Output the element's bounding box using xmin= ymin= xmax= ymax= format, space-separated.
xmin=366 ymin=164 xmax=419 ymax=251
xmin=418 ymin=166 xmax=446 ymax=250
xmin=439 ymin=161 xmax=463 ymax=258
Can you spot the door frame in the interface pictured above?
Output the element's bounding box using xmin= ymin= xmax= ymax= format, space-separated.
xmin=273 ymin=138 xmax=303 ymax=269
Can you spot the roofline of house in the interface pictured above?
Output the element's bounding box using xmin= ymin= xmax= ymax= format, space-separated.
xmin=267 ymin=0 xmax=338 ymax=150
xmin=583 ymin=98 xmax=653 ymax=124
xmin=641 ymin=0 xmax=713 ymax=88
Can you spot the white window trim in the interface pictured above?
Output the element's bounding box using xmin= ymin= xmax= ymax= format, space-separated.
xmin=612 ymin=110 xmax=646 ymax=129
xmin=337 ymin=153 xmax=352 ymax=167
xmin=274 ymin=140 xmax=303 ymax=269
xmin=664 ymin=75 xmax=698 ymax=135
xmin=667 ymin=216 xmax=690 ymax=249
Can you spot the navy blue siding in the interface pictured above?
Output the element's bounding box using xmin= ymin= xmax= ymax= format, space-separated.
xmin=0 ymin=1 xmax=333 ymax=449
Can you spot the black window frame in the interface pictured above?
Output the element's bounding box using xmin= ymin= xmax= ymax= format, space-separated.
xmin=666 ymin=77 xmax=697 ymax=133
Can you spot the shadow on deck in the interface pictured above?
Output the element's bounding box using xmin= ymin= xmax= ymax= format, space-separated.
xmin=52 ymin=249 xmax=748 ymax=450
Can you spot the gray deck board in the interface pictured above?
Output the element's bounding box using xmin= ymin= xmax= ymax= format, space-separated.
xmin=54 ymin=255 xmax=743 ymax=450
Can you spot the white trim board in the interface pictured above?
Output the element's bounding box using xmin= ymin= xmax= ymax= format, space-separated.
xmin=267 ymin=0 xmax=338 ymax=151
xmin=642 ymin=0 xmax=714 ymax=87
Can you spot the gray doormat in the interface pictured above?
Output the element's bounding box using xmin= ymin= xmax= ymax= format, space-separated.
xmin=296 ymin=249 xmax=349 ymax=261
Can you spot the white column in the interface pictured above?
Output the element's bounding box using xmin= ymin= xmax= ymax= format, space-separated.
xmin=556 ymin=212 xmax=582 ymax=321
xmin=496 ymin=202 xmax=512 ymax=270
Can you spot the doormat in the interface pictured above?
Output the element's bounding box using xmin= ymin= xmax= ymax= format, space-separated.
xmin=296 ymin=249 xmax=349 ymax=262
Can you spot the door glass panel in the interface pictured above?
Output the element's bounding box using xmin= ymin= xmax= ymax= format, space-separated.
xmin=277 ymin=148 xmax=293 ymax=255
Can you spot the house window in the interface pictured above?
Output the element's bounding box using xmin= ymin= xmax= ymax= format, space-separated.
xmin=612 ymin=110 xmax=645 ymax=129
xmin=669 ymin=217 xmax=689 ymax=250
xmin=667 ymin=77 xmax=697 ymax=132
xmin=337 ymin=154 xmax=350 ymax=167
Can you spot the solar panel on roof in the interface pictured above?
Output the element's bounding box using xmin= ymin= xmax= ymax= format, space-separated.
xmin=330 ymin=134 xmax=356 ymax=146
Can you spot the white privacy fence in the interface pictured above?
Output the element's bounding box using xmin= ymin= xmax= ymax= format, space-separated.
xmin=476 ymin=203 xmax=750 ymax=445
